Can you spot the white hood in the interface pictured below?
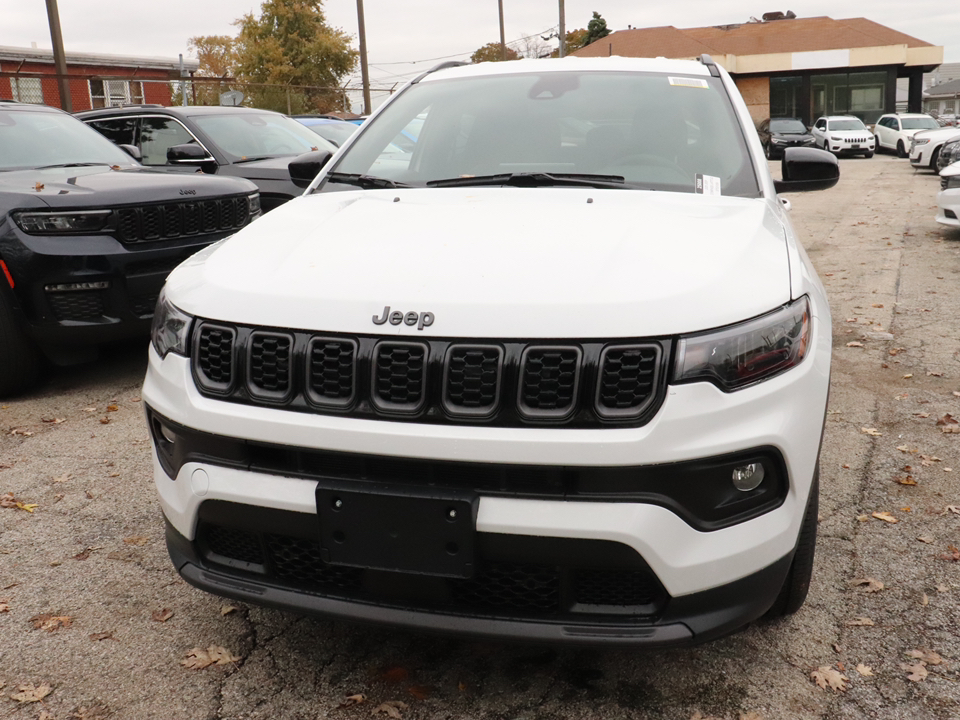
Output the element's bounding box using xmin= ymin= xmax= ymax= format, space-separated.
xmin=167 ymin=188 xmax=791 ymax=338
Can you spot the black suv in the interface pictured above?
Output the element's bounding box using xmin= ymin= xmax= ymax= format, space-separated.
xmin=0 ymin=101 xmax=260 ymax=396
xmin=756 ymin=117 xmax=816 ymax=159
xmin=76 ymin=105 xmax=336 ymax=212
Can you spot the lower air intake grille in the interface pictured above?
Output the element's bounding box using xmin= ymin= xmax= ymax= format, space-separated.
xmin=574 ymin=569 xmax=662 ymax=607
xmin=47 ymin=291 xmax=105 ymax=321
xmin=248 ymin=332 xmax=293 ymax=399
xmin=453 ymin=563 xmax=560 ymax=611
xmin=444 ymin=345 xmax=502 ymax=415
xmin=518 ymin=346 xmax=581 ymax=418
xmin=195 ymin=323 xmax=236 ymax=393
xmin=373 ymin=342 xmax=427 ymax=412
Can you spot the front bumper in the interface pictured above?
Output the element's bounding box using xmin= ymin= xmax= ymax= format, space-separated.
xmin=936 ymin=189 xmax=960 ymax=228
xmin=826 ymin=139 xmax=875 ymax=155
xmin=910 ymin=145 xmax=934 ymax=167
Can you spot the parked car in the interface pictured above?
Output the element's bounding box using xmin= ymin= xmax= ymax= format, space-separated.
xmin=144 ymin=55 xmax=839 ymax=647
xmin=76 ymin=105 xmax=336 ymax=212
xmin=874 ymin=113 xmax=940 ymax=157
xmin=756 ymin=117 xmax=816 ymax=159
xmin=936 ymin=162 xmax=960 ymax=228
xmin=0 ymin=100 xmax=260 ymax=396
xmin=811 ymin=116 xmax=875 ymax=157
xmin=909 ymin=127 xmax=960 ymax=170
xmin=293 ymin=116 xmax=359 ymax=148
xmin=936 ymin=135 xmax=960 ymax=172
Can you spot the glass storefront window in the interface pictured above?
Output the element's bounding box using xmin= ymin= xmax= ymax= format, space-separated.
xmin=770 ymin=76 xmax=802 ymax=118
xmin=811 ymin=71 xmax=886 ymax=124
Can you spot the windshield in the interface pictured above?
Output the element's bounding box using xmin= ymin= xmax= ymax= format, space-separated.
xmin=827 ymin=119 xmax=866 ymax=131
xmin=298 ymin=119 xmax=359 ymax=148
xmin=901 ymin=117 xmax=939 ymax=130
xmin=323 ymin=71 xmax=760 ymax=197
xmin=191 ymin=112 xmax=333 ymax=162
xmin=770 ymin=119 xmax=808 ymax=134
xmin=0 ymin=109 xmax=138 ymax=172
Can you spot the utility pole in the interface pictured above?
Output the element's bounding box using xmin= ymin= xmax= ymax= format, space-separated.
xmin=44 ymin=0 xmax=72 ymax=111
xmin=558 ymin=0 xmax=566 ymax=58
xmin=498 ymin=0 xmax=506 ymax=61
xmin=356 ymin=0 xmax=372 ymax=115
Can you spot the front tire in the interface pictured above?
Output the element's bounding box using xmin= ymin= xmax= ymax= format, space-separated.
xmin=764 ymin=469 xmax=819 ymax=618
xmin=0 ymin=295 xmax=41 ymax=397
xmin=930 ymin=147 xmax=940 ymax=169
xmin=897 ymin=140 xmax=907 ymax=158
xmin=864 ymin=151 xmax=874 ymax=158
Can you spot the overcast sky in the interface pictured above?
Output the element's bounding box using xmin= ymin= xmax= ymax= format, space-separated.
xmin=3 ymin=0 xmax=958 ymax=88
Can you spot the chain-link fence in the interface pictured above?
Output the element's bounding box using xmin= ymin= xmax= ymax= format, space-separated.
xmin=1 ymin=71 xmax=398 ymax=116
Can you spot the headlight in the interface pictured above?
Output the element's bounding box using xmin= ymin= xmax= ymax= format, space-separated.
xmin=803 ymin=138 xmax=816 ymax=144
xmin=14 ymin=209 xmax=111 ymax=235
xmin=830 ymin=136 xmax=842 ymax=141
xmin=673 ymin=296 xmax=810 ymax=392
xmin=247 ymin=192 xmax=261 ymax=216
xmin=771 ymin=138 xmax=785 ymax=144
xmin=914 ymin=138 xmax=930 ymax=146
xmin=945 ymin=177 xmax=960 ymax=190
xmin=151 ymin=289 xmax=193 ymax=359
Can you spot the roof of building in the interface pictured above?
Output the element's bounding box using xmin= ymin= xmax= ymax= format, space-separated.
xmin=926 ymin=78 xmax=960 ymax=97
xmin=0 ymin=45 xmax=198 ymax=72
xmin=573 ymin=16 xmax=932 ymax=59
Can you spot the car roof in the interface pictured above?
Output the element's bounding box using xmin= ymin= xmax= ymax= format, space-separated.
xmin=422 ymin=56 xmax=713 ymax=83
xmin=0 ymin=101 xmax=64 ymax=114
xmin=75 ymin=105 xmax=285 ymax=119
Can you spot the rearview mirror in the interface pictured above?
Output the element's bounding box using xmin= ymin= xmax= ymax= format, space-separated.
xmin=774 ymin=147 xmax=839 ymax=193
xmin=289 ymin=150 xmax=333 ymax=188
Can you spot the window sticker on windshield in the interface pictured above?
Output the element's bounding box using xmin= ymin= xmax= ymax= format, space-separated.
xmin=695 ymin=174 xmax=721 ymax=196
xmin=669 ymin=77 xmax=709 ymax=89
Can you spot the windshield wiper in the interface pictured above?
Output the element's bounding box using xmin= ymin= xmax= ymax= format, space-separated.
xmin=232 ymin=155 xmax=275 ymax=164
xmin=35 ymin=162 xmax=111 ymax=169
xmin=325 ymin=172 xmax=411 ymax=189
xmin=426 ymin=172 xmax=627 ymax=189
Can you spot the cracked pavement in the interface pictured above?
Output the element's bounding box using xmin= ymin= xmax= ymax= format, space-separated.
xmin=1 ymin=155 xmax=959 ymax=719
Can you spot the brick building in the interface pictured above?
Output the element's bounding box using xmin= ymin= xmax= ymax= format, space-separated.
xmin=0 ymin=45 xmax=198 ymax=111
xmin=572 ymin=15 xmax=943 ymax=126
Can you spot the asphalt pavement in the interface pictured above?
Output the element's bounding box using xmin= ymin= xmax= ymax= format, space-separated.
xmin=1 ymin=154 xmax=959 ymax=720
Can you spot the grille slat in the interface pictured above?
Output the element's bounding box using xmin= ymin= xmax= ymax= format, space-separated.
xmin=195 ymin=323 xmax=236 ymax=393
xmin=518 ymin=347 xmax=581 ymax=418
xmin=307 ymin=338 xmax=356 ymax=407
xmin=596 ymin=345 xmax=661 ymax=418
xmin=444 ymin=345 xmax=502 ymax=416
xmin=373 ymin=342 xmax=427 ymax=411
xmin=248 ymin=332 xmax=293 ymax=399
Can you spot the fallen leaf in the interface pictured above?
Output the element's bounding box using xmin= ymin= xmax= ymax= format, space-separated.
xmin=920 ymin=455 xmax=941 ymax=465
xmin=41 ymin=418 xmax=65 ymax=424
xmin=903 ymin=374 xmax=913 ymax=379
xmin=889 ymin=347 xmax=903 ymax=355
xmin=928 ymin=371 xmax=944 ymax=377
xmin=0 ymin=599 xmax=9 ymax=612
xmin=914 ymin=412 xmax=930 ymax=418
xmin=372 ymin=701 xmax=408 ymax=719
xmin=89 ymin=631 xmax=114 ymax=641
xmin=338 ymin=694 xmax=366 ymax=708
xmin=917 ymin=536 xmax=935 ymax=544
xmin=872 ymin=511 xmax=898 ymax=523
xmin=901 ymin=662 xmax=928 ymax=682
xmin=152 ymin=608 xmax=174 ymax=623
xmin=181 ymin=645 xmax=241 ymax=669
xmin=861 ymin=427 xmax=882 ymax=436
xmin=832 ymin=643 xmax=843 ymax=654
xmin=0 ymin=491 xmax=38 ymax=512
xmin=939 ymin=545 xmax=960 ymax=562
xmin=106 ymin=404 xmax=119 ymax=412
xmin=810 ymin=666 xmax=849 ymax=692
xmin=30 ymin=614 xmax=72 ymax=632
xmin=850 ymin=577 xmax=884 ymax=593
xmin=946 ymin=506 xmax=960 ymax=515
xmin=846 ymin=341 xmax=864 ymax=348
xmin=34 ymin=182 xmax=44 ymax=192
xmin=871 ymin=303 xmax=884 ymax=308
xmin=123 ymin=536 xmax=149 ymax=546
xmin=407 ymin=685 xmax=431 ymax=700
xmin=73 ymin=548 xmax=92 ymax=561
xmin=11 ymin=428 xmax=33 ymax=436
xmin=857 ymin=514 xmax=869 ymax=522
xmin=85 ymin=491 xmax=94 ymax=500
xmin=941 ymin=426 xmax=960 ymax=434
xmin=898 ymin=445 xmax=919 ymax=453
xmin=220 ymin=605 xmax=237 ymax=616
xmin=845 ymin=617 xmax=875 ymax=626
xmin=99 ymin=417 xmax=110 ymax=425
xmin=936 ymin=414 xmax=958 ymax=426
xmin=10 ymin=682 xmax=52 ymax=703
xmin=896 ymin=475 xmax=918 ymax=486
xmin=856 ymin=664 xmax=874 ymax=677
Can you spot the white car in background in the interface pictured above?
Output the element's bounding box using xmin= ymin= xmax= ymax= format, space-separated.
xmin=936 ymin=163 xmax=960 ymax=228
xmin=874 ymin=113 xmax=940 ymax=157
xmin=910 ymin=127 xmax=960 ymax=171
xmin=811 ymin=116 xmax=875 ymax=157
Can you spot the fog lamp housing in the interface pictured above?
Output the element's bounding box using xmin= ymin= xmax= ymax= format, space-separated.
xmin=732 ymin=463 xmax=765 ymax=491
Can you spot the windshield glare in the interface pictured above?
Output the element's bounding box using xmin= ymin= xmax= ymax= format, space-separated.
xmin=827 ymin=119 xmax=866 ymax=131
xmin=325 ymin=71 xmax=760 ymax=197
xmin=770 ymin=119 xmax=807 ymax=134
xmin=0 ymin=109 xmax=137 ymax=171
xmin=901 ymin=117 xmax=940 ymax=130
xmin=192 ymin=113 xmax=333 ymax=161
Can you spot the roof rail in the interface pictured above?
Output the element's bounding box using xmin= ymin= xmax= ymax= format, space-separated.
xmin=699 ymin=54 xmax=721 ymax=77
xmin=411 ymin=60 xmax=470 ymax=84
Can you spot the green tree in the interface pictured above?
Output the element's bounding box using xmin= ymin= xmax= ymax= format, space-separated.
xmin=551 ymin=28 xmax=589 ymax=57
xmin=233 ymin=0 xmax=357 ymax=113
xmin=585 ymin=11 xmax=611 ymax=45
xmin=471 ymin=42 xmax=520 ymax=64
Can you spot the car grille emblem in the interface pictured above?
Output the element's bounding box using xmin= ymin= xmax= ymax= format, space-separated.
xmin=372 ymin=306 xmax=435 ymax=330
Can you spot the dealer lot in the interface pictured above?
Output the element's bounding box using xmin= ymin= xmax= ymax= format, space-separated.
xmin=1 ymin=155 xmax=959 ymax=719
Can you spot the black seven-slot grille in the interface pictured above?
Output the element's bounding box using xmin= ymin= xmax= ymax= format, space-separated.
xmin=116 ymin=196 xmax=250 ymax=244
xmin=191 ymin=321 xmax=667 ymax=428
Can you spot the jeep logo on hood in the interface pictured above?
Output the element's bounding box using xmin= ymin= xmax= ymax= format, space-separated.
xmin=372 ymin=306 xmax=435 ymax=330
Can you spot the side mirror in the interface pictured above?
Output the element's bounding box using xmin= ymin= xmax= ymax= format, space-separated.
xmin=118 ymin=144 xmax=141 ymax=161
xmin=167 ymin=143 xmax=218 ymax=174
xmin=289 ymin=150 xmax=333 ymax=188
xmin=774 ymin=147 xmax=839 ymax=193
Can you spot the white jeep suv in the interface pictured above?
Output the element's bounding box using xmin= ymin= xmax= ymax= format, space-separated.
xmin=811 ymin=115 xmax=875 ymax=157
xmin=144 ymin=56 xmax=838 ymax=647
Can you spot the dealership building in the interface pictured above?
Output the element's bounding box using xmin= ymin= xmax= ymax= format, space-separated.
xmin=572 ymin=15 xmax=943 ymax=126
